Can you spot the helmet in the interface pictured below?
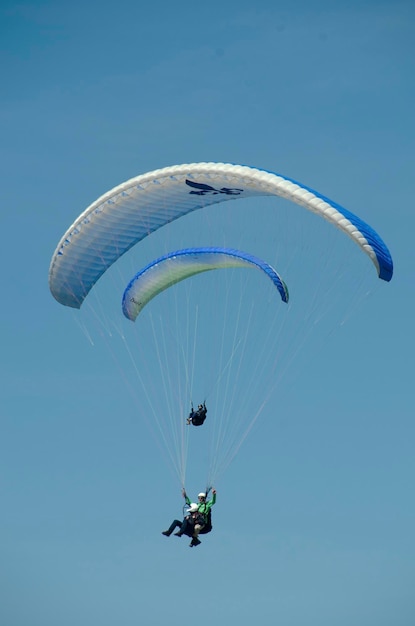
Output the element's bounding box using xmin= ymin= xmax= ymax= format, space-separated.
xmin=188 ymin=503 xmax=199 ymax=513
xmin=198 ymin=492 xmax=206 ymax=499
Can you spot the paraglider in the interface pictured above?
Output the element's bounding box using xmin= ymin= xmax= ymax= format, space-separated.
xmin=122 ymin=245 xmax=289 ymax=445
xmin=49 ymin=161 xmax=394 ymax=540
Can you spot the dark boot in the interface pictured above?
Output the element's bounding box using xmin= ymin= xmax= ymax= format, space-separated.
xmin=189 ymin=537 xmax=201 ymax=547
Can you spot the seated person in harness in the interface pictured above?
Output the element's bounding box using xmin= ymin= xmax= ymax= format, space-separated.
xmin=186 ymin=402 xmax=207 ymax=426
xmin=162 ymin=503 xmax=205 ymax=547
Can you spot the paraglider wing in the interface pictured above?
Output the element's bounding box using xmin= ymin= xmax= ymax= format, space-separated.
xmin=49 ymin=163 xmax=393 ymax=309
xmin=122 ymin=247 xmax=289 ymax=322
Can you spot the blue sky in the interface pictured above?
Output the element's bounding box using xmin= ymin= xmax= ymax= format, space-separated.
xmin=1 ymin=1 xmax=414 ymax=624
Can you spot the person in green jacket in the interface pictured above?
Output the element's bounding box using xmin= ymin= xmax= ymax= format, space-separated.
xmin=183 ymin=488 xmax=216 ymax=545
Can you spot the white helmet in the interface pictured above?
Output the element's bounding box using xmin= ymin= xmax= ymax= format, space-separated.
xmin=198 ymin=492 xmax=206 ymax=499
xmin=188 ymin=503 xmax=199 ymax=513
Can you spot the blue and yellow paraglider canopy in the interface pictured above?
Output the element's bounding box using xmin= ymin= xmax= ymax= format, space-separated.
xmin=122 ymin=246 xmax=289 ymax=322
